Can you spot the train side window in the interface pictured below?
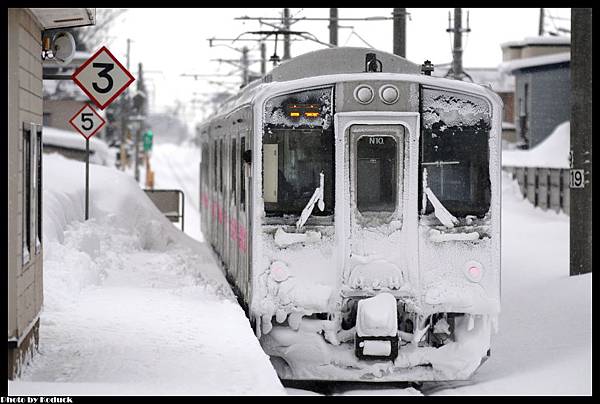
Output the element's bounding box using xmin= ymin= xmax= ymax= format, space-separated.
xmin=219 ymin=139 xmax=224 ymax=194
xmin=213 ymin=140 xmax=217 ymax=191
xmin=356 ymin=135 xmax=397 ymax=213
xmin=240 ymin=136 xmax=246 ymax=211
xmin=231 ymin=137 xmax=237 ymax=200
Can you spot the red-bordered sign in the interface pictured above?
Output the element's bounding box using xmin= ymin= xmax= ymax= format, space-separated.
xmin=72 ymin=46 xmax=135 ymax=110
xmin=69 ymin=104 xmax=106 ymax=139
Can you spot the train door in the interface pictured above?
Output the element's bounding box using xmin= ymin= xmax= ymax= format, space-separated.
xmin=238 ymin=132 xmax=250 ymax=302
xmin=228 ymin=135 xmax=238 ymax=283
xmin=210 ymin=139 xmax=218 ymax=249
xmin=218 ymin=138 xmax=225 ymax=259
xmin=223 ymin=137 xmax=230 ymax=269
xmin=200 ymin=142 xmax=209 ymax=241
xmin=335 ymin=113 xmax=420 ymax=291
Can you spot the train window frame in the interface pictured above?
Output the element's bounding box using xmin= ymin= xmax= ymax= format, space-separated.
xmin=356 ymin=134 xmax=398 ymax=213
xmin=213 ymin=140 xmax=217 ymax=192
xmin=219 ymin=138 xmax=224 ymax=194
xmin=262 ymin=127 xmax=335 ymax=221
xmin=419 ymin=86 xmax=492 ymax=219
xmin=349 ymin=124 xmax=406 ymax=227
xmin=240 ymin=136 xmax=246 ymax=211
xmin=231 ymin=137 xmax=237 ymax=203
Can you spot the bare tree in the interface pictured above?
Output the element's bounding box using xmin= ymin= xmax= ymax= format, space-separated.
xmin=70 ymin=9 xmax=128 ymax=52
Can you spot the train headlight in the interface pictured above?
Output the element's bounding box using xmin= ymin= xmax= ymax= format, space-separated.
xmin=379 ymin=84 xmax=399 ymax=104
xmin=270 ymin=260 xmax=290 ymax=282
xmin=354 ymin=85 xmax=374 ymax=104
xmin=464 ymin=261 xmax=483 ymax=283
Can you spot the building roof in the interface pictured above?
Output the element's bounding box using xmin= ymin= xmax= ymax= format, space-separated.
xmin=499 ymin=52 xmax=570 ymax=74
xmin=501 ymin=35 xmax=571 ymax=49
xmin=432 ymin=65 xmax=515 ymax=93
xmin=28 ymin=8 xmax=95 ymax=29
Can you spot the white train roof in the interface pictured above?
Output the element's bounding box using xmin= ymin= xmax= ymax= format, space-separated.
xmin=202 ymin=47 xmax=502 ymax=125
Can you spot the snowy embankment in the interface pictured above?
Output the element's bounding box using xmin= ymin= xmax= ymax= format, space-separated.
xmin=502 ymin=121 xmax=570 ymax=168
xmin=10 ymin=153 xmax=284 ymax=396
xmin=423 ymin=172 xmax=590 ymax=395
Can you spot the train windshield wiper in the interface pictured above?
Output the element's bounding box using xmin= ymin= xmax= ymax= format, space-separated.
xmin=295 ymin=171 xmax=325 ymax=230
xmin=424 ymin=186 xmax=459 ymax=228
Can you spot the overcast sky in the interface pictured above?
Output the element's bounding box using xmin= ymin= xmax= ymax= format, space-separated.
xmin=102 ymin=8 xmax=570 ymax=125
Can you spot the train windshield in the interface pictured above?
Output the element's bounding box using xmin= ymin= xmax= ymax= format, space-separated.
xmin=263 ymin=87 xmax=335 ymax=218
xmin=419 ymin=87 xmax=492 ymax=218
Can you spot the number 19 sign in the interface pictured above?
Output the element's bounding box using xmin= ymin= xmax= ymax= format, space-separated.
xmin=72 ymin=46 xmax=135 ymax=110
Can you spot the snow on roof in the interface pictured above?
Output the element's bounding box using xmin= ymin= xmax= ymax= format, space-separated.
xmin=43 ymin=79 xmax=88 ymax=101
xmin=432 ymin=66 xmax=515 ymax=93
xmin=499 ymin=52 xmax=570 ymax=74
xmin=502 ymin=121 xmax=570 ymax=169
xmin=43 ymin=126 xmax=112 ymax=166
xmin=501 ymin=35 xmax=571 ymax=48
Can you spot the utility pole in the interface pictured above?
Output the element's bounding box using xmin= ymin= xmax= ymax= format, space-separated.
xmin=446 ymin=8 xmax=471 ymax=81
xmin=329 ymin=8 xmax=338 ymax=46
xmin=126 ymin=38 xmax=131 ymax=70
xmin=134 ymin=62 xmax=145 ymax=183
xmin=283 ymin=8 xmax=291 ymax=60
xmin=260 ymin=41 xmax=267 ymax=75
xmin=393 ymin=8 xmax=407 ymax=57
xmin=570 ymin=8 xmax=592 ymax=276
xmin=120 ymin=38 xmax=132 ymax=171
xmin=538 ymin=8 xmax=545 ymax=36
xmin=241 ymin=46 xmax=249 ymax=86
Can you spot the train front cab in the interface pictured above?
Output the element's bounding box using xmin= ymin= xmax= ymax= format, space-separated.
xmin=254 ymin=75 xmax=502 ymax=382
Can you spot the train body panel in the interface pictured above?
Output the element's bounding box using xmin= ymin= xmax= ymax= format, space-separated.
xmin=198 ymin=47 xmax=502 ymax=381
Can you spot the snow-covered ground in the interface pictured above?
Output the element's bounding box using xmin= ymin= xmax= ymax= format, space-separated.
xmin=9 ymin=144 xmax=590 ymax=396
xmin=9 ymin=152 xmax=284 ymax=396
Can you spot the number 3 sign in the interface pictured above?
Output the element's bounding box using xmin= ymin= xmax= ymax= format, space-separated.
xmin=69 ymin=104 xmax=106 ymax=139
xmin=72 ymin=46 xmax=135 ymax=110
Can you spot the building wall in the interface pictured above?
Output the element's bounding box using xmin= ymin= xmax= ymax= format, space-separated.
xmin=514 ymin=63 xmax=570 ymax=148
xmin=43 ymin=99 xmax=87 ymax=130
xmin=8 ymin=8 xmax=44 ymax=378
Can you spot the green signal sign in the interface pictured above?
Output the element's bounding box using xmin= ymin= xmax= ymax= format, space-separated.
xmin=143 ymin=130 xmax=153 ymax=151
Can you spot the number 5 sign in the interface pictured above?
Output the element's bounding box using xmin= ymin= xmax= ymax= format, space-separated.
xmin=72 ymin=46 xmax=135 ymax=110
xmin=69 ymin=104 xmax=106 ymax=139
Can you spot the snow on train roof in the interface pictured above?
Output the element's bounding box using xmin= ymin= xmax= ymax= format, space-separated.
xmin=267 ymin=47 xmax=421 ymax=82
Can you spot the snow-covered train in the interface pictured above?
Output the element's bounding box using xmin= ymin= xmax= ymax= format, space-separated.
xmin=197 ymin=47 xmax=502 ymax=381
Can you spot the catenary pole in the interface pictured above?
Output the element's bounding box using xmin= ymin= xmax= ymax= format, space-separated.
xmin=393 ymin=8 xmax=406 ymax=57
xmin=283 ymin=8 xmax=291 ymax=60
xmin=570 ymin=8 xmax=592 ymax=276
xmin=329 ymin=8 xmax=338 ymax=46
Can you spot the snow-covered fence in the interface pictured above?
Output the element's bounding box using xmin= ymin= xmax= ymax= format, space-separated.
xmin=504 ymin=166 xmax=570 ymax=215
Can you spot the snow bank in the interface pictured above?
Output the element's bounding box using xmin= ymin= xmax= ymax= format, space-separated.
xmin=502 ymin=121 xmax=570 ymax=168
xmin=15 ymin=153 xmax=285 ymax=395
